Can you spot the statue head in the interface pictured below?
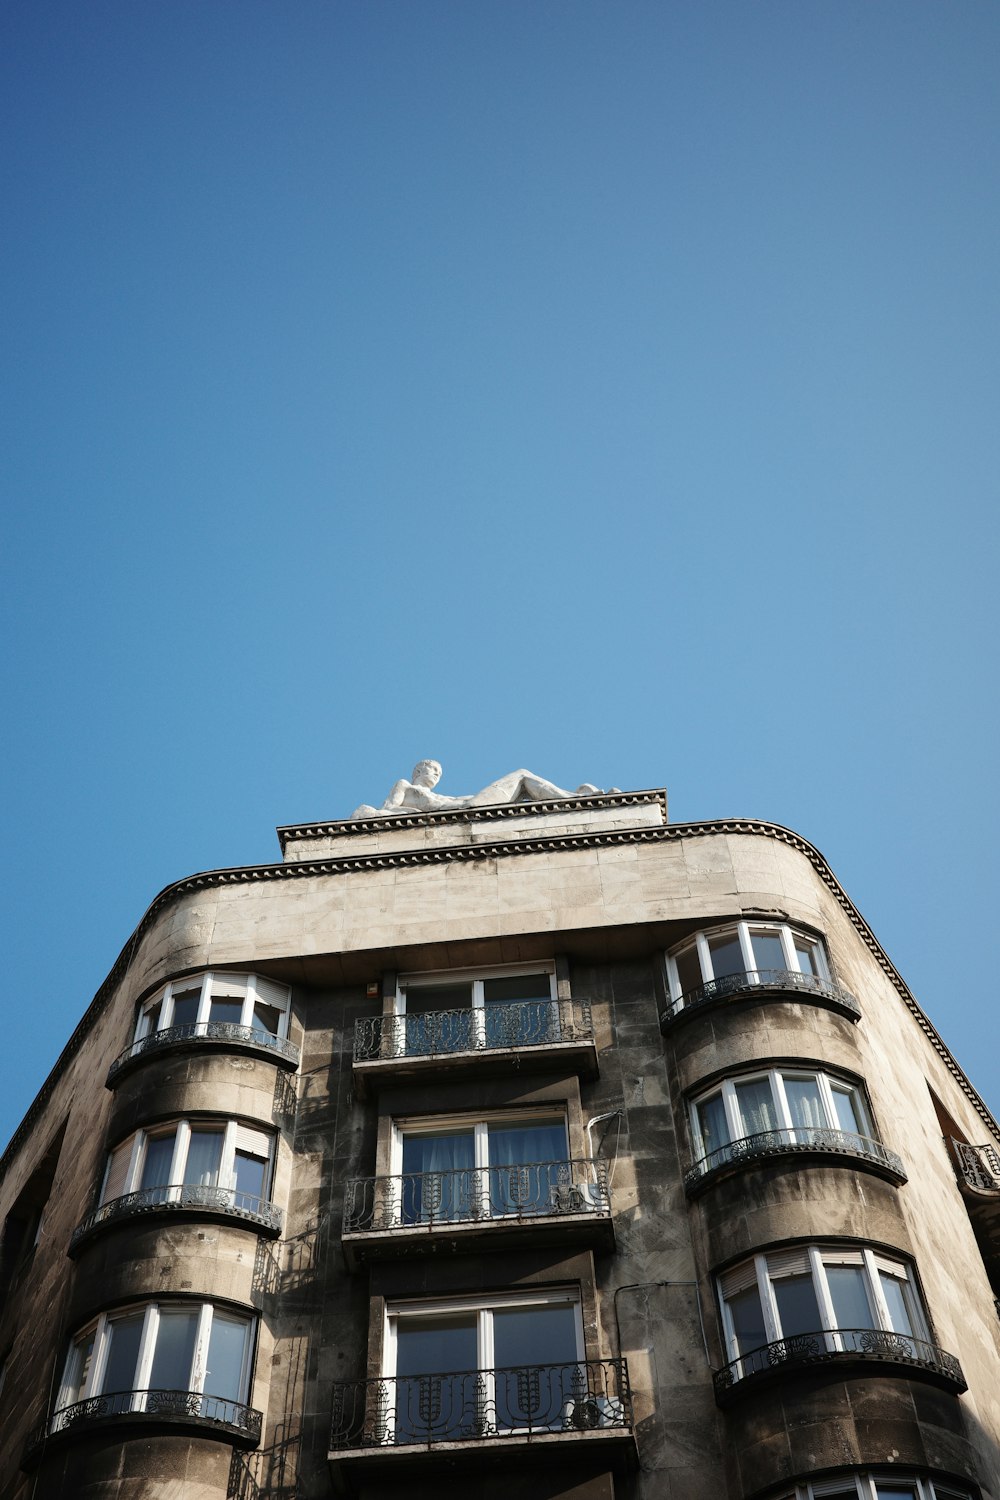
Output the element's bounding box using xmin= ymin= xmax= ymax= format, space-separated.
xmin=412 ymin=759 xmax=443 ymax=789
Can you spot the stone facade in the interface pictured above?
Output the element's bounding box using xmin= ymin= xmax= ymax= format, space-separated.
xmin=0 ymin=788 xmax=998 ymax=1500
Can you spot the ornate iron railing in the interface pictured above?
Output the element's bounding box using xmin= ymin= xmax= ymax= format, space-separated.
xmin=685 ymin=1128 xmax=905 ymax=1191
xmin=660 ymin=969 xmax=860 ymax=1026
xmin=950 ymin=1139 xmax=1000 ymax=1193
xmin=713 ymin=1328 xmax=965 ymax=1398
xmin=107 ymin=1022 xmax=300 ymax=1082
xmin=344 ymin=1159 xmax=609 ymax=1234
xmin=26 ymin=1388 xmax=262 ymax=1456
xmin=70 ymin=1184 xmax=283 ymax=1251
xmin=329 ymin=1358 xmax=632 ymax=1449
xmin=353 ymin=998 xmax=593 ymax=1064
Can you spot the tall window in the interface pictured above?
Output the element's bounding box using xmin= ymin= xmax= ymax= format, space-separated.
xmin=718 ymin=1246 xmax=929 ymax=1377
xmin=391 ymin=1112 xmax=571 ymax=1222
xmin=667 ymin=922 xmax=828 ymax=1005
xmin=56 ymin=1302 xmax=254 ymax=1421
xmin=691 ymin=1068 xmax=873 ymax=1163
xmin=100 ymin=1120 xmax=273 ymax=1212
xmin=395 ymin=967 xmax=557 ymax=1055
xmin=384 ymin=1292 xmax=584 ymax=1441
xmin=134 ymin=973 xmax=290 ymax=1045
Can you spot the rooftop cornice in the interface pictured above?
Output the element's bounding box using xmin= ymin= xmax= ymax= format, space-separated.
xmin=3 ymin=813 xmax=997 ymax=1174
xmin=275 ymin=787 xmax=668 ymax=851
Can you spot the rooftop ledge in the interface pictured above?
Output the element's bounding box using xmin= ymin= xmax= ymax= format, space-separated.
xmin=277 ymin=788 xmax=668 ymax=862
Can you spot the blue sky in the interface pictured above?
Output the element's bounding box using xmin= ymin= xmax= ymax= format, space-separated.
xmin=1 ymin=1 xmax=998 ymax=1150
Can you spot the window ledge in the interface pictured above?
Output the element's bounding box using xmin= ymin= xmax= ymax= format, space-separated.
xmin=685 ymin=1130 xmax=907 ymax=1196
xmin=713 ymin=1330 xmax=966 ymax=1408
xmin=106 ymin=1023 xmax=299 ymax=1086
xmin=22 ymin=1390 xmax=262 ymax=1466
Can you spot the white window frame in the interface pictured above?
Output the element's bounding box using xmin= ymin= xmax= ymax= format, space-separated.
xmin=718 ymin=1245 xmax=930 ymax=1376
xmin=690 ymin=1068 xmax=872 ymax=1159
xmin=382 ymin=1289 xmax=584 ymax=1440
xmin=395 ymin=963 xmax=557 ymax=1050
xmin=100 ymin=1120 xmax=273 ymax=1207
xmin=781 ymin=1475 xmax=972 ymax=1500
xmin=666 ymin=922 xmax=829 ymax=1004
xmin=56 ymin=1301 xmax=254 ymax=1419
xmin=134 ymin=973 xmax=291 ymax=1043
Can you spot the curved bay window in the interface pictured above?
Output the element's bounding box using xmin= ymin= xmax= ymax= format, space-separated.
xmin=664 ymin=922 xmax=853 ymax=1022
xmin=135 ymin=972 xmax=291 ymax=1047
xmin=51 ymin=1301 xmax=257 ymax=1438
xmin=687 ymin=1068 xmax=903 ymax=1186
xmin=772 ymin=1476 xmax=973 ymax=1500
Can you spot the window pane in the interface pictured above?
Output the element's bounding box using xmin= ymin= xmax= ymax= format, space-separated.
xmin=208 ymin=997 xmax=243 ymax=1025
xmin=482 ymin=975 xmax=551 ymax=1003
xmin=674 ymin=944 xmax=703 ymax=997
xmin=782 ymin=1076 xmax=826 ymax=1130
xmin=101 ymin=1313 xmax=144 ymax=1394
xmin=403 ymin=986 xmax=474 ymax=1054
xmin=493 ymin=1304 xmax=580 ymax=1431
xmin=488 ymin=1120 xmax=569 ymax=1214
xmin=734 ymin=1079 xmax=778 ymax=1135
xmin=203 ymin=1314 xmax=249 ymax=1400
xmin=749 ymin=930 xmax=786 ymax=972
xmin=826 ymin=1266 xmax=876 ymax=1329
xmin=879 ymin=1274 xmax=916 ymax=1336
xmin=233 ymin=1151 xmax=266 ymax=1205
xmin=793 ymin=937 xmax=821 ymax=976
xmin=697 ymin=1093 xmax=730 ymax=1157
xmin=772 ymin=1274 xmax=822 ymax=1338
xmin=394 ymin=1315 xmax=478 ymax=1443
xmin=185 ymin=1129 xmax=223 ymax=1187
xmin=728 ymin=1286 xmax=767 ymax=1357
xmin=63 ymin=1329 xmax=97 ymax=1403
xmin=148 ymin=1309 xmax=199 ymax=1390
xmin=707 ymin=933 xmax=744 ymax=980
xmin=396 ymin=1315 xmax=477 ymax=1376
xmin=170 ymin=990 xmax=201 ymax=1027
xmin=252 ymin=1001 xmax=282 ymax=1038
xmin=831 ymin=1087 xmax=864 ymax=1134
xmin=139 ymin=1132 xmax=176 ymax=1193
xmin=401 ymin=1132 xmax=475 ymax=1222
xmin=874 ymin=1487 xmax=918 ymax=1500
xmin=141 ymin=1000 xmax=162 ymax=1037
xmin=405 ymin=984 xmax=473 ymax=1014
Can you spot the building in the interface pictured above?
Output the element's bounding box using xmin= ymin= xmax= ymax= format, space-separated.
xmin=1 ymin=772 xmax=999 ymax=1500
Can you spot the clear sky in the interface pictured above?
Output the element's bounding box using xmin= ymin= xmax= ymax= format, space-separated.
xmin=1 ymin=2 xmax=998 ymax=1151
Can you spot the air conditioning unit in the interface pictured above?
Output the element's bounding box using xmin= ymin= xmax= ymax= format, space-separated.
xmin=562 ymin=1395 xmax=624 ymax=1430
xmin=549 ymin=1182 xmax=604 ymax=1213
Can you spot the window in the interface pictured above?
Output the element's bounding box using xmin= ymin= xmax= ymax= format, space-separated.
xmin=718 ymin=1246 xmax=930 ymax=1378
xmin=667 ymin=922 xmax=828 ymax=1005
xmin=776 ymin=1476 xmax=972 ymax=1500
xmin=394 ymin=966 xmax=558 ymax=1055
xmin=691 ymin=1068 xmax=873 ymax=1164
xmin=390 ymin=1111 xmax=573 ymax=1222
xmin=384 ymin=1292 xmax=586 ymax=1441
xmin=56 ymin=1301 xmax=254 ymax=1422
xmin=100 ymin=1120 xmax=273 ymax=1213
xmin=134 ymin=972 xmax=290 ymax=1045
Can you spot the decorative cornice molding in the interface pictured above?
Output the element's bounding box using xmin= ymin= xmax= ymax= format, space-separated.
xmin=276 ymin=788 xmax=668 ymax=850
xmin=3 ymin=813 xmax=997 ymax=1174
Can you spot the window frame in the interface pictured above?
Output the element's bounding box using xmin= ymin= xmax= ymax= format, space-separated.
xmin=666 ymin=921 xmax=829 ymax=1004
xmin=690 ymin=1066 xmax=873 ymax=1161
xmin=718 ymin=1245 xmax=930 ymax=1376
xmin=134 ymin=972 xmax=291 ymax=1044
xmin=56 ymin=1300 xmax=255 ymax=1418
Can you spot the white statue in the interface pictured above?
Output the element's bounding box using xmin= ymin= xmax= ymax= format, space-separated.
xmin=351 ymin=759 xmax=616 ymax=818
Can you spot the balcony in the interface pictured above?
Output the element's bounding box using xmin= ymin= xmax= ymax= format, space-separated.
xmin=949 ymin=1139 xmax=1000 ymax=1278
xmin=713 ymin=1328 xmax=966 ymax=1407
xmin=68 ymin=1184 xmax=283 ymax=1255
xmin=22 ymin=1389 xmax=262 ymax=1464
xmin=684 ymin=1127 xmax=907 ymax=1196
xmin=660 ymin=968 xmax=861 ymax=1030
xmin=351 ymin=999 xmax=597 ymax=1097
xmin=342 ymin=1159 xmax=612 ymax=1267
xmin=107 ymin=1022 xmax=300 ymax=1086
xmin=328 ymin=1358 xmax=636 ymax=1486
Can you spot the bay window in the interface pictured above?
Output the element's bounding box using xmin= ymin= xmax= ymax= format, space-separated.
xmin=775 ymin=1476 xmax=971 ymax=1500
xmin=100 ymin=1119 xmax=273 ymax=1213
xmin=692 ymin=1068 xmax=873 ymax=1164
xmin=134 ymin=972 xmax=290 ymax=1045
xmin=718 ymin=1245 xmax=930 ymax=1378
xmin=394 ymin=966 xmax=558 ymax=1055
xmin=667 ymin=922 xmax=828 ymax=1006
xmin=55 ymin=1301 xmax=254 ymax=1424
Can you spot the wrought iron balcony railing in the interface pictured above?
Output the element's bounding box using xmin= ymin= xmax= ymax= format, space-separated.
xmin=950 ymin=1138 xmax=1000 ymax=1193
xmin=329 ymin=1358 xmax=632 ymax=1450
xmin=69 ymin=1184 xmax=283 ymax=1252
xmin=24 ymin=1388 xmax=262 ymax=1459
xmin=713 ymin=1328 xmax=965 ymax=1401
xmin=660 ymin=968 xmax=861 ymax=1027
xmin=107 ymin=1022 xmax=300 ymax=1083
xmin=344 ymin=1159 xmax=610 ymax=1234
xmin=684 ymin=1128 xmax=906 ymax=1192
xmin=353 ymin=998 xmax=593 ymax=1065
